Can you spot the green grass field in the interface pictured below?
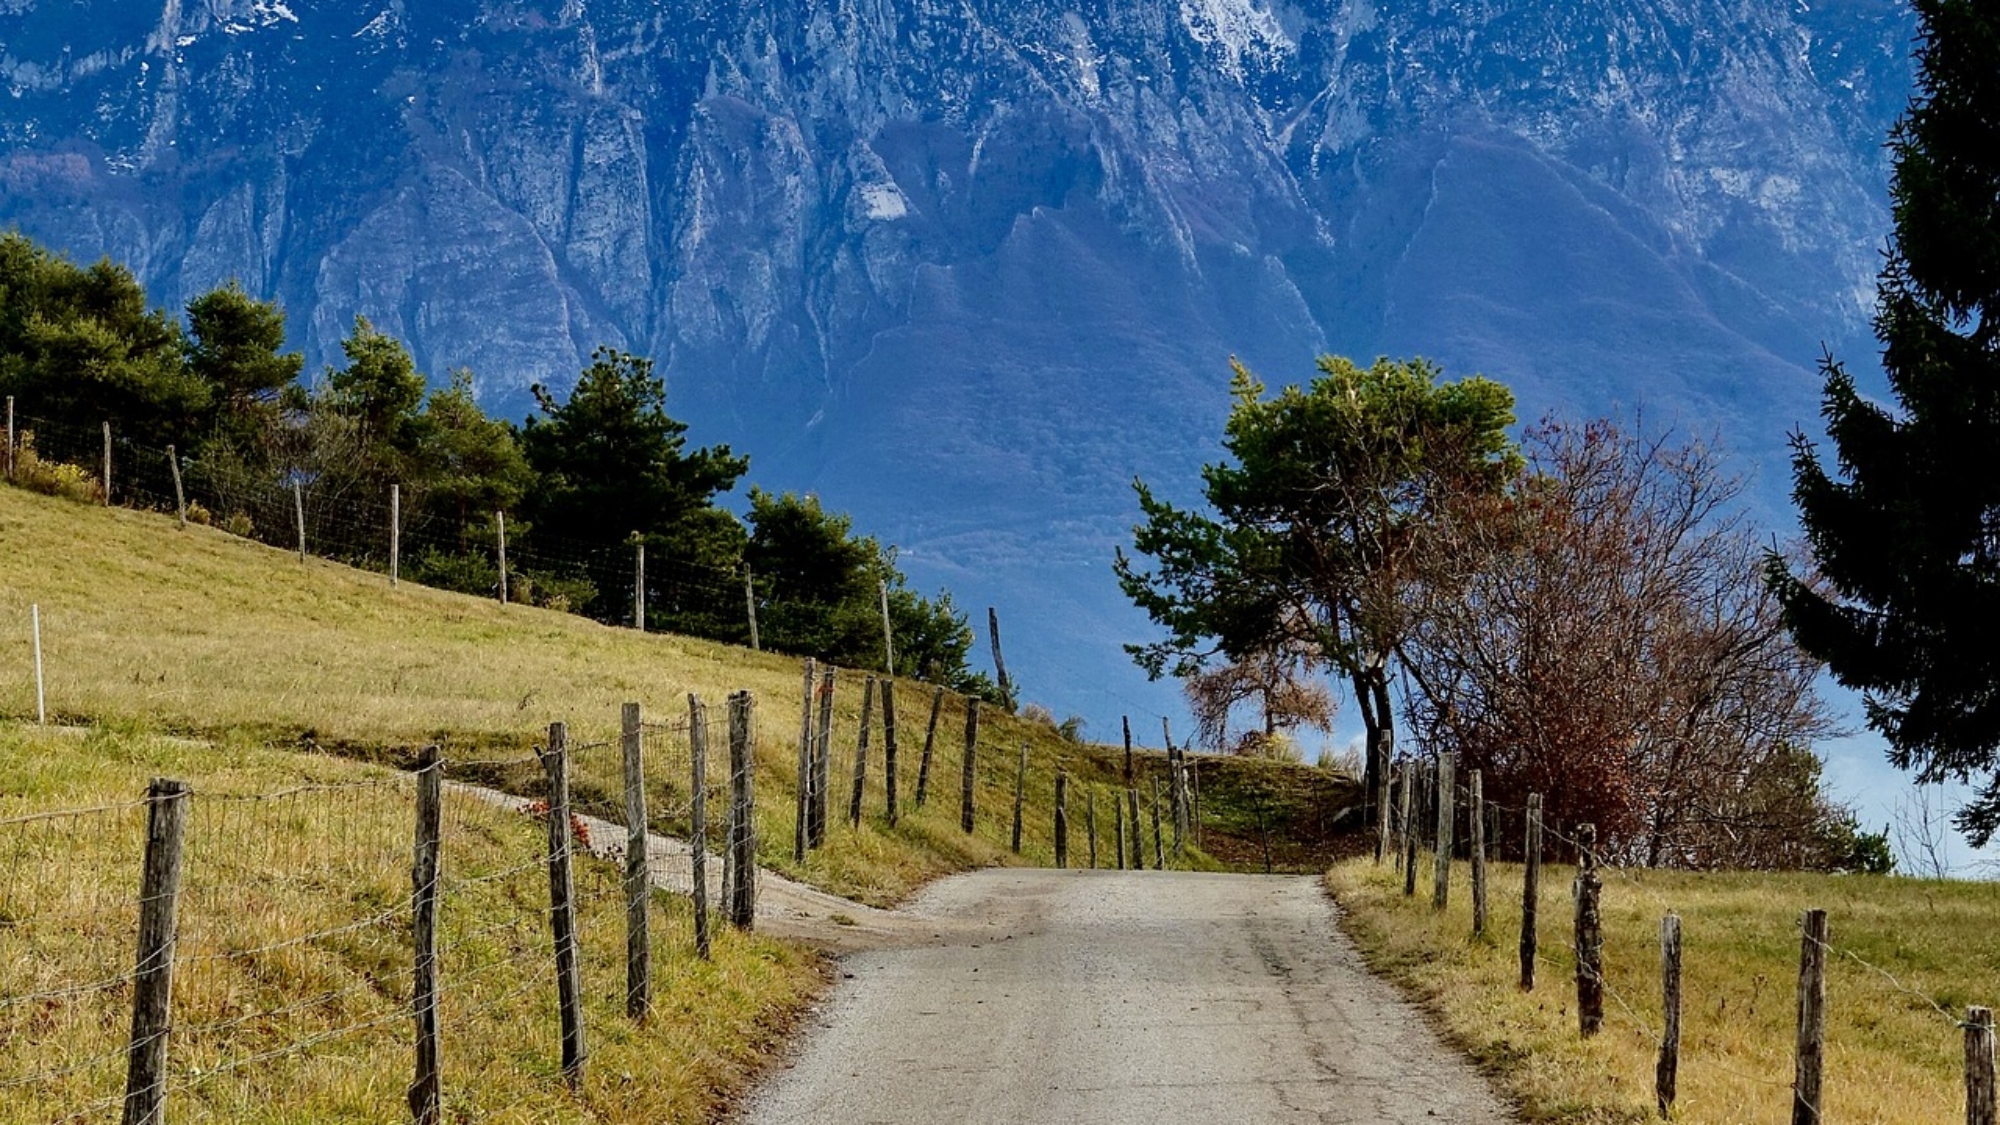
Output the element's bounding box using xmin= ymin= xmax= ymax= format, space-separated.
xmin=1328 ymin=855 xmax=2000 ymax=1124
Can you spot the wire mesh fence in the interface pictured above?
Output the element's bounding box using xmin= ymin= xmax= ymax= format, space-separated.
xmin=0 ymin=710 xmax=763 ymax=1124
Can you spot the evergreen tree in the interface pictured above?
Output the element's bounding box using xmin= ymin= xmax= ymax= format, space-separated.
xmin=413 ymin=368 xmax=533 ymax=547
xmin=1770 ymin=0 xmax=2000 ymax=842
xmin=520 ymin=347 xmax=748 ymax=623
xmin=185 ymin=281 xmax=301 ymax=445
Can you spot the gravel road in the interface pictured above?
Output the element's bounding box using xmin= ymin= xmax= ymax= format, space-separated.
xmin=738 ymin=868 xmax=1519 ymax=1125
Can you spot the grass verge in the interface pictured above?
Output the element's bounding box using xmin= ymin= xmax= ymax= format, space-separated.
xmin=0 ymin=722 xmax=822 ymax=1124
xmin=1326 ymin=856 xmax=2000 ymax=1124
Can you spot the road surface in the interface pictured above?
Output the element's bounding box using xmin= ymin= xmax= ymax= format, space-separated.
xmin=738 ymin=868 xmax=1518 ymax=1124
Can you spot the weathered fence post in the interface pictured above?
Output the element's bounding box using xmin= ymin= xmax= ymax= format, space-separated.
xmin=621 ymin=703 xmax=651 ymax=1022
xmin=1658 ymin=912 xmax=1682 ymax=1117
xmin=1122 ymin=716 xmax=1134 ymax=785
xmin=1402 ymin=765 xmax=1419 ymax=897
xmin=387 ymin=484 xmax=399 ymax=585
xmin=122 ymin=778 xmax=188 ymax=1125
xmin=410 ymin=749 xmax=443 ymax=1125
xmin=1433 ymin=753 xmax=1455 ymax=910
xmin=1150 ymin=777 xmax=1166 ymax=869
xmin=292 ymin=478 xmax=306 ymax=562
xmin=959 ymin=697 xmax=980 ymax=833
xmin=878 ymin=579 xmax=895 ymax=673
xmin=1086 ymin=788 xmax=1098 ymax=868
xmin=541 ymin=723 xmax=588 ymax=1086
xmin=1575 ymin=823 xmax=1603 ymax=1038
xmin=988 ymin=607 xmax=1013 ymax=710
xmin=849 ymin=676 xmax=875 ymax=830
xmin=1010 ymin=741 xmax=1028 ymax=853
xmin=882 ymin=679 xmax=899 ymax=826
xmin=3 ymin=395 xmax=12 ymax=479
xmin=1470 ymin=769 xmax=1488 ymax=936
xmin=811 ymin=667 xmax=835 ymax=848
xmin=745 ymin=568 xmax=760 ymax=651
xmin=1128 ymin=785 xmax=1145 ymax=870
xmin=1793 ymin=907 xmax=1828 ymax=1125
xmin=728 ymin=691 xmax=757 ymax=928
xmin=1521 ymin=792 xmax=1542 ymax=991
xmin=102 ymin=420 xmax=112 ymax=505
xmin=496 ymin=512 xmax=508 ymax=604
xmin=1375 ymin=733 xmax=1392 ymax=865
xmin=1114 ymin=793 xmax=1127 ymax=870
xmin=689 ymin=695 xmax=711 ymax=959
xmin=167 ymin=447 xmax=187 ymax=529
xmin=633 ymin=541 xmax=645 ymax=631
xmin=1968 ymin=1006 xmax=1996 ymax=1125
xmin=1054 ymin=772 xmax=1069 ymax=868
xmin=915 ymin=685 xmax=943 ymax=807
xmin=784 ymin=674 xmax=816 ymax=865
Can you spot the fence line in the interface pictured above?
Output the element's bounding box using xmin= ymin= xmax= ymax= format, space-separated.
xmin=1377 ymin=774 xmax=1990 ymax=1120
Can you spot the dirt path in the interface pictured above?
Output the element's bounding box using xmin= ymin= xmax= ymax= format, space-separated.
xmin=736 ymin=869 xmax=1520 ymax=1124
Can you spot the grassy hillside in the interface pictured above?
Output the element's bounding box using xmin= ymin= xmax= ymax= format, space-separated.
xmin=1328 ymin=856 xmax=1999 ymax=1124
xmin=0 ymin=722 xmax=818 ymax=1123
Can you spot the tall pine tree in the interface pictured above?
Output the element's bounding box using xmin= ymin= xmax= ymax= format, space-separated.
xmin=1771 ymin=0 xmax=2000 ymax=842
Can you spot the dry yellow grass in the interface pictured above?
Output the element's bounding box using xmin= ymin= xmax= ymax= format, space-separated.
xmin=1327 ymin=856 xmax=2000 ymax=1124
xmin=0 ymin=484 xmax=1144 ymax=904
xmin=0 ymin=722 xmax=820 ymax=1124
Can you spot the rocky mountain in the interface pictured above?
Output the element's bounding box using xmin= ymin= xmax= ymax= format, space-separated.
xmin=0 ymin=0 xmax=1917 ymax=732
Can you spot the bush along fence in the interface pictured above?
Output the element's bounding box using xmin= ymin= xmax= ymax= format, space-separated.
xmin=1 ymin=404 xmax=818 ymax=640
xmin=783 ymin=657 xmax=1201 ymax=872
xmin=0 ymin=695 xmax=759 ymax=1124
xmin=1376 ymin=755 xmax=2000 ymax=1124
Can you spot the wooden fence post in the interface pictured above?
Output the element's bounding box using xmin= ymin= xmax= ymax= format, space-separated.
xmin=745 ymin=568 xmax=760 ymax=651
xmin=1128 ymin=786 xmax=1145 ymax=870
xmin=292 ymin=478 xmax=306 ymax=562
xmin=728 ymin=692 xmax=758 ymax=928
xmin=915 ymin=686 xmax=943 ymax=807
xmin=102 ymin=420 xmax=111 ymax=505
xmin=1054 ymin=773 xmax=1069 ymax=868
xmin=541 ymin=723 xmax=588 ymax=1085
xmin=1402 ymin=764 xmax=1419 ymax=897
xmin=1086 ymin=788 xmax=1098 ymax=868
xmin=959 ymin=698 xmax=979 ymax=833
xmin=795 ymin=660 xmax=815 ymax=863
xmin=1150 ymin=777 xmax=1166 ymax=869
xmin=849 ymin=676 xmax=875 ymax=830
xmin=1470 ymin=769 xmax=1488 ymax=936
xmin=621 ymin=703 xmax=651 ymax=1022
xmin=1968 ymin=1006 xmax=1996 ymax=1125
xmin=1375 ymin=734 xmax=1392 ymax=865
xmin=1122 ymin=716 xmax=1134 ymax=785
xmin=633 ymin=541 xmax=645 ymax=631
xmin=1010 ymin=741 xmax=1028 ymax=854
xmin=4 ymin=394 xmax=12 ymax=479
xmin=1793 ymin=907 xmax=1828 ymax=1125
xmin=879 ymin=579 xmax=895 ymax=673
xmin=121 ymin=778 xmax=188 ymax=1125
xmin=1433 ymin=753 xmax=1455 ymax=910
xmin=988 ymin=607 xmax=1013 ymax=710
xmin=1114 ymin=793 xmax=1126 ymax=870
xmin=1575 ymin=823 xmax=1603 ymax=1038
xmin=1658 ymin=912 xmax=1682 ymax=1117
xmin=811 ymin=668 xmax=835 ymax=848
xmin=496 ymin=512 xmax=507 ymax=604
xmin=387 ymin=484 xmax=398 ymax=585
xmin=1521 ymin=792 xmax=1542 ymax=991
xmin=167 ymin=447 xmax=187 ymax=529
xmin=882 ymin=679 xmax=899 ymax=826
xmin=410 ymin=749 xmax=443 ymax=1125
xmin=689 ymin=695 xmax=711 ymax=959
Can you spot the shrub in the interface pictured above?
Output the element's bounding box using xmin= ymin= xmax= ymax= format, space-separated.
xmin=7 ymin=433 xmax=104 ymax=504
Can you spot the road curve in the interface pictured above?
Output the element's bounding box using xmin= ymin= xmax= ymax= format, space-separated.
xmin=737 ymin=869 xmax=1518 ymax=1125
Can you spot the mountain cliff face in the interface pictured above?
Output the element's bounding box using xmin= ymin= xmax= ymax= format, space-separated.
xmin=0 ymin=0 xmax=1915 ymax=726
